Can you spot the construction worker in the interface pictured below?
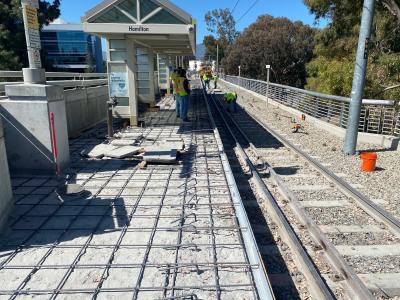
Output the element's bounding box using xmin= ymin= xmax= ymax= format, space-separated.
xmin=224 ymin=91 xmax=238 ymax=113
xmin=170 ymin=68 xmax=179 ymax=98
xmin=213 ymin=73 xmax=219 ymax=89
xmin=175 ymin=69 xmax=191 ymax=121
xmin=203 ymin=73 xmax=210 ymax=90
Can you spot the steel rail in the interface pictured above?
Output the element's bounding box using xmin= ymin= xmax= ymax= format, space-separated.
xmin=209 ymin=92 xmax=376 ymax=300
xmin=201 ymin=86 xmax=275 ymax=300
xmin=206 ymin=91 xmax=339 ymax=300
xmin=246 ymin=104 xmax=400 ymax=239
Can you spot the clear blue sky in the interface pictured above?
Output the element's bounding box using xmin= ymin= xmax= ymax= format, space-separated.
xmin=59 ymin=0 xmax=327 ymax=42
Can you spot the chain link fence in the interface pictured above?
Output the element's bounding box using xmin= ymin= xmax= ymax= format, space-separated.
xmin=222 ymin=75 xmax=399 ymax=137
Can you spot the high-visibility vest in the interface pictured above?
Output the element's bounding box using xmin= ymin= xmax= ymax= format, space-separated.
xmin=225 ymin=92 xmax=237 ymax=102
xmin=170 ymin=73 xmax=178 ymax=94
xmin=203 ymin=74 xmax=209 ymax=81
xmin=175 ymin=76 xmax=189 ymax=96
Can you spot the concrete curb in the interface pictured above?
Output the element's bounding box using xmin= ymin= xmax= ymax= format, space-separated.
xmin=220 ymin=79 xmax=400 ymax=150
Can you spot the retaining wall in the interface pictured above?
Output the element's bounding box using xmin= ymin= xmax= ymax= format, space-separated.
xmin=0 ymin=118 xmax=13 ymax=232
xmin=64 ymin=86 xmax=108 ymax=138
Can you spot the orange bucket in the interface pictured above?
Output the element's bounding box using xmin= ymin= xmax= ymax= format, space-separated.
xmin=360 ymin=152 xmax=378 ymax=172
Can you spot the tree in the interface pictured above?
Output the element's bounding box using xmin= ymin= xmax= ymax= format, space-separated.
xmin=222 ymin=15 xmax=316 ymax=88
xmin=304 ymin=0 xmax=400 ymax=99
xmin=0 ymin=0 xmax=61 ymax=71
xmin=205 ymin=8 xmax=239 ymax=44
xmin=203 ymin=8 xmax=238 ymax=63
xmin=203 ymin=35 xmax=226 ymax=63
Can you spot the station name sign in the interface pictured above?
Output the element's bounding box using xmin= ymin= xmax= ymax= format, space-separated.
xmin=129 ymin=26 xmax=150 ymax=32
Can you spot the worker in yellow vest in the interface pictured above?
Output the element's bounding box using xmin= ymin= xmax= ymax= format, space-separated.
xmin=175 ymin=69 xmax=191 ymax=121
xmin=224 ymin=91 xmax=238 ymax=113
xmin=203 ymin=73 xmax=210 ymax=90
xmin=170 ymin=68 xmax=180 ymax=97
xmin=213 ymin=73 xmax=219 ymax=89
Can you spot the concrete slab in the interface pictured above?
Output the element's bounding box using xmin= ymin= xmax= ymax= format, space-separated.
xmin=114 ymin=132 xmax=143 ymax=140
xmin=103 ymin=146 xmax=141 ymax=159
xmin=319 ymin=225 xmax=385 ymax=234
xmin=110 ymin=139 xmax=137 ymax=146
xmin=301 ymin=200 xmax=349 ymax=208
xmin=143 ymin=147 xmax=178 ymax=164
xmin=290 ymin=185 xmax=333 ymax=191
xmin=0 ymin=88 xmax=264 ymax=299
xmin=336 ymin=244 xmax=400 ymax=257
xmin=81 ymin=144 xmax=117 ymax=159
xmin=153 ymin=138 xmax=185 ymax=151
xmin=359 ymin=273 xmax=400 ymax=297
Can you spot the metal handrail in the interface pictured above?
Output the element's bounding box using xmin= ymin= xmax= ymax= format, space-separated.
xmin=224 ymin=75 xmax=395 ymax=106
xmin=222 ymin=74 xmax=400 ymax=137
xmin=0 ymin=71 xmax=107 ymax=78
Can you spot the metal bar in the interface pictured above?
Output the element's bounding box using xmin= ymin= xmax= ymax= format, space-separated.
xmin=131 ymin=169 xmax=173 ymax=299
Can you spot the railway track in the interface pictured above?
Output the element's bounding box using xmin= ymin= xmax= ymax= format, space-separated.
xmin=204 ymin=87 xmax=400 ymax=300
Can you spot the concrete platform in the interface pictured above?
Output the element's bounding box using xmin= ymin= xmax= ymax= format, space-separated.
xmin=0 ymin=90 xmax=265 ymax=299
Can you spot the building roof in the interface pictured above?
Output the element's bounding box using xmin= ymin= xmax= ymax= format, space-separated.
xmin=81 ymin=0 xmax=196 ymax=55
xmin=82 ymin=0 xmax=192 ymax=24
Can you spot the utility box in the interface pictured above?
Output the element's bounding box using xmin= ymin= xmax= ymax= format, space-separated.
xmin=0 ymin=118 xmax=13 ymax=232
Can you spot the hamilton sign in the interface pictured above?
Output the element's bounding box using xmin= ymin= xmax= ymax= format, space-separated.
xmin=128 ymin=26 xmax=150 ymax=32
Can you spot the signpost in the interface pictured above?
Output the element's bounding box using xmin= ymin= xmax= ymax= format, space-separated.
xmin=21 ymin=0 xmax=42 ymax=69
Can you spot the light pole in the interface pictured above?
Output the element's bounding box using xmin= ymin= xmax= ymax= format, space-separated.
xmin=238 ymin=66 xmax=241 ymax=86
xmin=266 ymin=65 xmax=271 ymax=109
xmin=343 ymin=0 xmax=376 ymax=155
xmin=216 ymin=44 xmax=219 ymax=74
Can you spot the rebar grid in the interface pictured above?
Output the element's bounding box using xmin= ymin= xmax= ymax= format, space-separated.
xmin=224 ymin=75 xmax=399 ymax=136
xmin=0 ymin=90 xmax=260 ymax=299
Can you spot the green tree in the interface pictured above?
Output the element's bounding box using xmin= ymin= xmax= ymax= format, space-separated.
xmin=203 ymin=8 xmax=238 ymax=63
xmin=222 ymin=15 xmax=316 ymax=88
xmin=0 ymin=0 xmax=61 ymax=71
xmin=304 ymin=0 xmax=400 ymax=99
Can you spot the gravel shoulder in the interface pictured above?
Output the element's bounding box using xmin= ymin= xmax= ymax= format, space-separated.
xmin=219 ymin=80 xmax=400 ymax=221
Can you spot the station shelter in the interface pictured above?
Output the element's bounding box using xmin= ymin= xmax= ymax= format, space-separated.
xmin=81 ymin=0 xmax=196 ymax=125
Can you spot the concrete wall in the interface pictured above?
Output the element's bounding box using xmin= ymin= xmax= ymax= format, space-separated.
xmin=0 ymin=119 xmax=13 ymax=232
xmin=64 ymin=86 xmax=108 ymax=138
xmin=220 ymin=79 xmax=400 ymax=149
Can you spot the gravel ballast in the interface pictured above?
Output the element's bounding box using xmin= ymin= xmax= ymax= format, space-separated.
xmin=219 ymin=80 xmax=400 ymax=221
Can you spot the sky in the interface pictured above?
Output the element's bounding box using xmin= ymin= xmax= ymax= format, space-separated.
xmin=59 ymin=0 xmax=328 ymax=43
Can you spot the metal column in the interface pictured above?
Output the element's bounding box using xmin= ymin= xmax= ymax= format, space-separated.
xmin=343 ymin=0 xmax=376 ymax=155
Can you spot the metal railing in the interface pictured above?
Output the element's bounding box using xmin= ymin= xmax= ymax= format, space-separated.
xmin=222 ymin=75 xmax=399 ymax=137
xmin=395 ymin=112 xmax=400 ymax=137
xmin=0 ymin=71 xmax=108 ymax=97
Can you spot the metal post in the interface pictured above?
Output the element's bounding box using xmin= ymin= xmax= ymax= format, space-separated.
xmin=343 ymin=0 xmax=376 ymax=155
xmin=238 ymin=66 xmax=241 ymax=87
xmin=216 ymin=44 xmax=219 ymax=73
xmin=21 ymin=0 xmax=45 ymax=84
xmin=107 ymin=96 xmax=118 ymax=138
xmin=266 ymin=65 xmax=271 ymax=109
